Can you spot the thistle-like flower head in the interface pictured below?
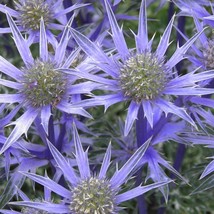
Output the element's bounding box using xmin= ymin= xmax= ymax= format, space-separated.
xmin=0 ymin=0 xmax=88 ymax=44
xmin=0 ymin=15 xmax=98 ymax=154
xmin=203 ymin=38 xmax=214 ymax=69
xmin=15 ymin=0 xmax=54 ymax=31
xmin=21 ymin=59 xmax=67 ymax=108
xmin=69 ymin=0 xmax=214 ymax=136
xmin=8 ymin=125 xmax=170 ymax=213
xmin=119 ymin=52 xmax=170 ymax=102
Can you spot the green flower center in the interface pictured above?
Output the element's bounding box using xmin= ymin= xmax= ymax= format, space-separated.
xmin=15 ymin=0 xmax=54 ymax=31
xmin=22 ymin=60 xmax=67 ymax=107
xmin=70 ymin=177 xmax=117 ymax=214
xmin=203 ymin=39 xmax=214 ymax=69
xmin=120 ymin=53 xmax=169 ymax=102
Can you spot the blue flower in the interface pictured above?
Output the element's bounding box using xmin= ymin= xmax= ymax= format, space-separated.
xmin=0 ymin=15 xmax=100 ymax=154
xmin=68 ymin=0 xmax=214 ymax=136
xmin=177 ymin=14 xmax=214 ymax=71
xmin=174 ymin=0 xmax=214 ymax=27
xmin=8 ymin=125 xmax=170 ymax=213
xmin=0 ymin=0 xmax=88 ymax=45
xmin=101 ymin=116 xmax=188 ymax=201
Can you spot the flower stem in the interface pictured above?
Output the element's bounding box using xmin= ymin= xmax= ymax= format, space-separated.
xmin=136 ymin=105 xmax=148 ymax=214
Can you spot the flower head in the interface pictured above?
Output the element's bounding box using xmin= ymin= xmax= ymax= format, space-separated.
xmin=69 ymin=177 xmax=117 ymax=213
xmin=69 ymin=0 xmax=214 ymax=136
xmin=178 ymin=14 xmax=214 ymax=70
xmin=8 ymin=125 xmax=170 ymax=213
xmin=15 ymin=0 xmax=54 ymax=31
xmin=21 ymin=59 xmax=67 ymax=107
xmin=119 ymin=52 xmax=170 ymax=102
xmin=0 ymin=15 xmax=98 ymax=154
xmin=0 ymin=0 xmax=88 ymax=45
xmin=203 ymin=38 xmax=214 ymax=69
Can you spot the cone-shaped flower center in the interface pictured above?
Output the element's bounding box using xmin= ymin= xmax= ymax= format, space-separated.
xmin=120 ymin=53 xmax=169 ymax=102
xmin=22 ymin=60 xmax=67 ymax=107
xmin=203 ymin=39 xmax=214 ymax=69
xmin=15 ymin=0 xmax=54 ymax=30
xmin=70 ymin=177 xmax=117 ymax=214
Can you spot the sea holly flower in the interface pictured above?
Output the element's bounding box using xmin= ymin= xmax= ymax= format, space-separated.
xmin=190 ymin=17 xmax=212 ymax=70
xmin=99 ymin=117 xmax=188 ymax=201
xmin=175 ymin=14 xmax=214 ymax=71
xmin=173 ymin=0 xmax=214 ymax=27
xmin=0 ymin=0 xmax=88 ymax=45
xmin=68 ymin=0 xmax=214 ymax=136
xmin=8 ymin=125 xmax=171 ymax=213
xmin=0 ymin=15 xmax=100 ymax=154
xmin=173 ymin=17 xmax=214 ymax=129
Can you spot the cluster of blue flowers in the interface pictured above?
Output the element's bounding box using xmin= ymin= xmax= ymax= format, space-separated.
xmin=0 ymin=0 xmax=214 ymax=213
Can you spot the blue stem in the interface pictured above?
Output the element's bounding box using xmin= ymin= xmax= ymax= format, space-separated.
xmin=136 ymin=108 xmax=172 ymax=214
xmin=63 ymin=0 xmax=75 ymax=22
xmin=136 ymin=105 xmax=148 ymax=214
xmin=173 ymin=16 xmax=187 ymax=171
xmin=136 ymin=105 xmax=147 ymax=146
xmin=172 ymin=144 xmax=186 ymax=177
xmin=167 ymin=1 xmax=174 ymax=23
xmin=56 ymin=122 xmax=66 ymax=151
xmin=176 ymin=16 xmax=186 ymax=75
xmin=48 ymin=114 xmax=56 ymax=146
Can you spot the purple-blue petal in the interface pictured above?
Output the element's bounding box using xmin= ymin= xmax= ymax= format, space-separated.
xmin=54 ymin=16 xmax=74 ymax=65
xmin=47 ymin=139 xmax=79 ymax=186
xmin=166 ymin=29 xmax=206 ymax=69
xmin=73 ymin=124 xmax=91 ymax=179
xmin=19 ymin=171 xmax=72 ymax=199
xmin=0 ymin=5 xmax=19 ymax=17
xmin=0 ymin=94 xmax=23 ymax=104
xmin=104 ymin=0 xmax=130 ymax=60
xmin=110 ymin=138 xmax=150 ymax=188
xmin=99 ymin=143 xmax=112 ymax=179
xmin=0 ymin=56 xmax=23 ymax=80
xmin=39 ymin=18 xmax=48 ymax=62
xmin=6 ymin=14 xmax=34 ymax=65
xmin=9 ymin=201 xmax=70 ymax=213
xmin=124 ymin=101 xmax=140 ymax=136
xmin=142 ymin=100 xmax=154 ymax=128
xmin=200 ymin=159 xmax=214 ymax=179
xmin=41 ymin=105 xmax=52 ymax=134
xmin=156 ymin=15 xmax=175 ymax=58
xmin=136 ymin=0 xmax=148 ymax=53
xmin=116 ymin=181 xmax=171 ymax=203
xmin=0 ymin=108 xmax=39 ymax=154
xmin=155 ymin=98 xmax=196 ymax=127
xmin=57 ymin=100 xmax=92 ymax=118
